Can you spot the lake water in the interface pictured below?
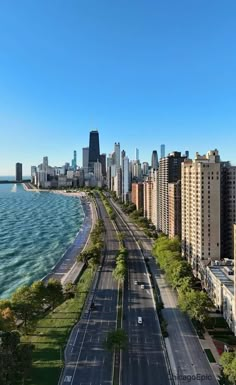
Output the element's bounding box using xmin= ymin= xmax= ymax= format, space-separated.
xmin=0 ymin=183 xmax=84 ymax=298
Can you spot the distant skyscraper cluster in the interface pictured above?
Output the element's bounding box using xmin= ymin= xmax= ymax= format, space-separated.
xmin=31 ymin=130 xmax=105 ymax=189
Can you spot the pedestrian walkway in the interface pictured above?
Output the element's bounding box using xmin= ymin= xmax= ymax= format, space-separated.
xmin=199 ymin=331 xmax=221 ymax=379
xmin=43 ymin=195 xmax=94 ymax=284
xmin=139 ymin=241 xmax=220 ymax=384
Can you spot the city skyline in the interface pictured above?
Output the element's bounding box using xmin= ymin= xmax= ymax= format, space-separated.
xmin=2 ymin=136 xmax=236 ymax=177
xmin=1 ymin=0 xmax=236 ymax=175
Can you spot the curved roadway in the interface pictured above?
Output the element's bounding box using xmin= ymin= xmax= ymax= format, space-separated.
xmin=59 ymin=195 xmax=119 ymax=385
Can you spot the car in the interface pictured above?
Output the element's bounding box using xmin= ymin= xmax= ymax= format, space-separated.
xmin=134 ymin=280 xmax=138 ymax=285
xmin=137 ymin=316 xmax=143 ymax=325
xmin=140 ymin=284 xmax=145 ymax=289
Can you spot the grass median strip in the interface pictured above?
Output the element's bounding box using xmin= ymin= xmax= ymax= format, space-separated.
xmin=23 ymin=268 xmax=94 ymax=385
xmin=204 ymin=349 xmax=216 ymax=363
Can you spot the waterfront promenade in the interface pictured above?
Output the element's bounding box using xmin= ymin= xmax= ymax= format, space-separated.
xmin=43 ymin=194 xmax=94 ymax=284
xmin=23 ymin=183 xmax=95 ymax=285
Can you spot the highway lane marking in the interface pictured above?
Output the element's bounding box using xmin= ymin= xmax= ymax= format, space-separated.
xmin=63 ymin=376 xmax=72 ymax=382
xmin=70 ymin=310 xmax=93 ymax=385
xmin=72 ymin=328 xmax=80 ymax=347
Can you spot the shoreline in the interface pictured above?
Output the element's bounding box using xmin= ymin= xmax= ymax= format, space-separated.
xmin=43 ymin=194 xmax=94 ymax=284
xmin=22 ymin=182 xmax=95 ymax=285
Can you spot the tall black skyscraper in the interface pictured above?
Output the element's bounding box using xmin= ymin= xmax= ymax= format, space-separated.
xmin=151 ymin=150 xmax=158 ymax=169
xmin=88 ymin=130 xmax=100 ymax=172
xmin=16 ymin=162 xmax=22 ymax=182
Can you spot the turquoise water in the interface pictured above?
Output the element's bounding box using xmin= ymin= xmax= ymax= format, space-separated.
xmin=0 ymin=184 xmax=84 ymax=298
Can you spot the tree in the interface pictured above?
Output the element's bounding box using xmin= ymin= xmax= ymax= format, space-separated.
xmin=220 ymin=352 xmax=236 ymax=384
xmin=0 ymin=308 xmax=16 ymax=331
xmin=117 ymin=232 xmax=125 ymax=243
xmin=30 ymin=281 xmax=47 ymax=313
xmin=0 ymin=331 xmax=33 ymax=385
xmin=64 ymin=282 xmax=76 ymax=299
xmin=178 ymin=289 xmax=211 ymax=323
xmin=11 ymin=286 xmax=37 ymax=329
xmin=177 ymin=276 xmax=193 ymax=294
xmin=104 ymin=329 xmax=128 ymax=352
xmin=0 ymin=300 xmax=12 ymax=311
xmin=31 ymin=281 xmax=46 ymax=302
xmin=169 ymin=261 xmax=193 ymax=289
xmin=88 ymin=257 xmax=99 ymax=271
xmin=0 ymin=331 xmax=21 ymax=385
xmin=45 ymin=279 xmax=64 ymax=309
xmin=77 ymin=250 xmax=89 ymax=264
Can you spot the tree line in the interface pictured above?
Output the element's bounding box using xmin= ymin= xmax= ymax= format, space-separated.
xmin=112 ymin=245 xmax=128 ymax=283
xmin=77 ymin=218 xmax=105 ymax=269
xmin=0 ymin=278 xmax=64 ymax=384
xmin=153 ymin=234 xmax=211 ymax=324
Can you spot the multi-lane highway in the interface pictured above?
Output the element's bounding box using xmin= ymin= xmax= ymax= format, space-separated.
xmin=59 ymin=195 xmax=119 ymax=385
xmin=109 ymin=197 xmax=219 ymax=385
xmin=110 ymin=197 xmax=171 ymax=385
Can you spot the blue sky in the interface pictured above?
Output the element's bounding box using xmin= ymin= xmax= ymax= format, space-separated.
xmin=0 ymin=0 xmax=235 ymax=176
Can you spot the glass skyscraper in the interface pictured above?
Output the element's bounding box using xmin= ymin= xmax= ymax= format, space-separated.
xmin=151 ymin=150 xmax=158 ymax=169
xmin=160 ymin=144 xmax=165 ymax=159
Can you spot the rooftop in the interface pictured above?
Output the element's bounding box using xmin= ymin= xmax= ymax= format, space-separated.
xmin=209 ymin=266 xmax=234 ymax=295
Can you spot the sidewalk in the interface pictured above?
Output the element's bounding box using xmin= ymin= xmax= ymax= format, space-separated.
xmin=138 ymin=241 xmax=220 ymax=384
xmin=199 ymin=331 xmax=221 ymax=379
xmin=43 ymin=195 xmax=94 ymax=284
xmin=150 ymin=256 xmax=221 ymax=383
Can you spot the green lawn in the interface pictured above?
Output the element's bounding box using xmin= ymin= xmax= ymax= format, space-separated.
xmin=24 ymin=268 xmax=94 ymax=385
xmin=206 ymin=317 xmax=229 ymax=329
xmin=204 ymin=349 xmax=216 ymax=363
xmin=211 ymin=334 xmax=236 ymax=346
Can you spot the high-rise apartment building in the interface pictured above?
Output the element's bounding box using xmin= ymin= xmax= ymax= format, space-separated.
xmin=150 ymin=169 xmax=158 ymax=228
xmin=151 ymin=150 xmax=158 ymax=170
xmin=131 ymin=182 xmax=144 ymax=211
xmin=122 ymin=156 xmax=129 ymax=203
xmin=160 ymin=144 xmax=165 ymax=159
xmin=88 ymin=130 xmax=100 ymax=172
xmin=158 ymin=151 xmax=186 ymax=235
xmin=168 ymin=181 xmax=181 ymax=238
xmin=234 ymin=224 xmax=236 ymax=326
xmin=143 ymin=177 xmax=153 ymax=221
xmin=135 ymin=148 xmax=139 ymax=161
xmin=181 ymin=150 xmax=221 ymax=278
xmin=16 ymin=163 xmax=22 ymax=182
xmin=221 ymin=163 xmax=236 ymax=258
